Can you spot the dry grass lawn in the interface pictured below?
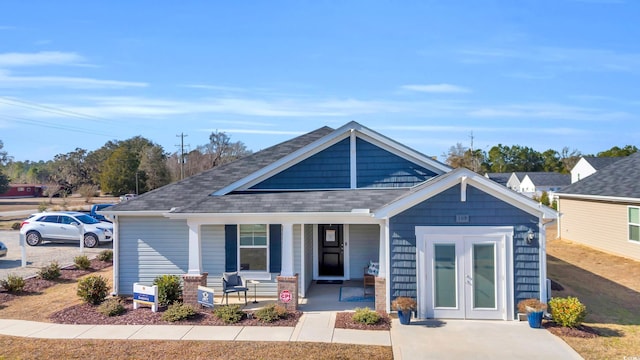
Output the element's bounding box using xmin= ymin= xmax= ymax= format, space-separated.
xmin=0 ymin=267 xmax=392 ymax=359
xmin=547 ymin=238 xmax=640 ymax=360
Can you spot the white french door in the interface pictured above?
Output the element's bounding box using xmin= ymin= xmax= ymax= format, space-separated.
xmin=416 ymin=227 xmax=512 ymax=320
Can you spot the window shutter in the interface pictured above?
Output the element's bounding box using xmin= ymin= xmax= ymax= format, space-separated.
xmin=269 ymin=224 xmax=282 ymax=273
xmin=225 ymin=225 xmax=238 ymax=272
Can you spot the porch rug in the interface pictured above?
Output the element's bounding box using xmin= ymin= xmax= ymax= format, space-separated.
xmin=316 ymin=280 xmax=343 ymax=284
xmin=339 ymin=286 xmax=374 ymax=302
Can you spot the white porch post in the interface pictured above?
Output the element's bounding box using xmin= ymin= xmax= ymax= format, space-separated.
xmin=281 ymin=223 xmax=295 ymax=276
xmin=539 ymin=219 xmax=548 ymax=303
xmin=378 ymin=222 xmax=387 ymax=278
xmin=186 ymin=220 xmax=202 ymax=275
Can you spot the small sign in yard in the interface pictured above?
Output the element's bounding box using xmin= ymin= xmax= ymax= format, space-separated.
xmin=133 ymin=283 xmax=158 ymax=312
xmin=198 ymin=285 xmax=215 ymax=308
xmin=279 ymin=289 xmax=291 ymax=303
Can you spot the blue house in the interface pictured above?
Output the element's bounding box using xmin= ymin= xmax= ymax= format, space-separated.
xmin=105 ymin=122 xmax=556 ymax=320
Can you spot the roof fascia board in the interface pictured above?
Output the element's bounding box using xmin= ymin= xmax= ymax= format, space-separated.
xmin=555 ymin=192 xmax=640 ymax=204
xmin=100 ymin=210 xmax=169 ymax=217
xmin=375 ymin=168 xmax=557 ymax=219
xmin=163 ymin=211 xmax=384 ymax=225
xmin=356 ymin=128 xmax=451 ymax=174
xmin=213 ymin=130 xmax=351 ymax=195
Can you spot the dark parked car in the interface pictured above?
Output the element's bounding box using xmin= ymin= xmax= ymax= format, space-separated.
xmin=90 ymin=204 xmax=114 ymax=222
xmin=0 ymin=241 xmax=7 ymax=257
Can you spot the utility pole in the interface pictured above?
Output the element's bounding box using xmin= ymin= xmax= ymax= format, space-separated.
xmin=176 ymin=133 xmax=188 ymax=180
xmin=469 ymin=131 xmax=477 ymax=172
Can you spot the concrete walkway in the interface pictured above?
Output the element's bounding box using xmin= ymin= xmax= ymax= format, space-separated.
xmin=0 ymin=315 xmax=582 ymax=359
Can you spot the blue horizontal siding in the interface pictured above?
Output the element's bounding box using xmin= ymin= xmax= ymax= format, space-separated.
xmin=251 ymin=138 xmax=350 ymax=189
xmin=389 ymin=184 xmax=540 ymax=315
xmin=356 ymin=138 xmax=437 ymax=188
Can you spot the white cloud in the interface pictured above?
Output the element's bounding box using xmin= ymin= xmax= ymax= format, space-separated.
xmin=207 ymin=129 xmax=305 ymax=136
xmin=460 ymin=46 xmax=640 ymax=73
xmin=401 ymin=84 xmax=471 ymax=93
xmin=0 ymin=51 xmax=86 ymax=67
xmin=0 ymin=70 xmax=148 ymax=88
xmin=467 ymin=103 xmax=631 ymax=121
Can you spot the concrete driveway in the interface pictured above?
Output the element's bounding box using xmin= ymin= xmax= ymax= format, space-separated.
xmin=0 ymin=230 xmax=112 ymax=280
xmin=390 ymin=318 xmax=582 ymax=359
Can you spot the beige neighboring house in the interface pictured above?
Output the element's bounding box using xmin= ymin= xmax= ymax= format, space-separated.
xmin=555 ymin=152 xmax=640 ymax=261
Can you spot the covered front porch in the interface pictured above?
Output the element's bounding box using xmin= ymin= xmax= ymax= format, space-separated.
xmin=219 ymin=279 xmax=377 ymax=312
xmin=172 ymin=212 xmax=390 ymax=312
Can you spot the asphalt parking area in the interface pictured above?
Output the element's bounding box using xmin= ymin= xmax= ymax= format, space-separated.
xmin=0 ymin=230 xmax=112 ymax=280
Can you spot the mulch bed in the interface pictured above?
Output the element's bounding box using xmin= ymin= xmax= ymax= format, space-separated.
xmin=543 ymin=321 xmax=599 ymax=338
xmin=49 ymin=298 xmax=302 ymax=327
xmin=334 ymin=311 xmax=392 ymax=331
xmin=0 ymin=258 xmax=112 ymax=303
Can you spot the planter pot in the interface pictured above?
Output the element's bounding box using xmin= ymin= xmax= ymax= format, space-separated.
xmin=398 ymin=310 xmax=412 ymax=325
xmin=527 ymin=311 xmax=544 ymax=328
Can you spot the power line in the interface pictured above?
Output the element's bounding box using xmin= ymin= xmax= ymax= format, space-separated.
xmin=0 ymin=114 xmax=116 ymax=138
xmin=0 ymin=96 xmax=109 ymax=123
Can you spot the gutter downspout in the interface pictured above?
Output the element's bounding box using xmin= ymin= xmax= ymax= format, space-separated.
xmin=539 ymin=217 xmax=548 ymax=304
xmin=112 ymin=215 xmax=119 ymax=295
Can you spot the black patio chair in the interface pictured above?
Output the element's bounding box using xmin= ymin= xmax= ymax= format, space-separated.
xmin=222 ymin=271 xmax=248 ymax=305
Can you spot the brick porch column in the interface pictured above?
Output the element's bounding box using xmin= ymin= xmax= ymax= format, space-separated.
xmin=182 ymin=272 xmax=208 ymax=306
xmin=375 ymin=276 xmax=386 ymax=312
xmin=277 ymin=273 xmax=299 ymax=311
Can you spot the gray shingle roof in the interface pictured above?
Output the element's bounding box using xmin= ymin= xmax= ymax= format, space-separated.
xmin=175 ymin=188 xmax=409 ymax=213
xmin=108 ymin=126 xmax=334 ymax=211
xmin=582 ymin=156 xmax=625 ymax=170
xmin=525 ymin=173 xmax=570 ymax=187
xmin=485 ymin=173 xmax=511 ymax=185
xmin=558 ymin=152 xmax=640 ymax=199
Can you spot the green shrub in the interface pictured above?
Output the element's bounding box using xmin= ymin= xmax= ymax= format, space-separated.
xmin=0 ymin=275 xmax=26 ymax=293
xmin=38 ymin=202 xmax=48 ymax=212
xmin=549 ymin=296 xmax=587 ymax=328
xmin=254 ymin=303 xmax=287 ymax=323
xmin=11 ymin=222 xmax=21 ymax=230
xmin=153 ymin=275 xmax=182 ymax=306
xmin=77 ymin=275 xmax=110 ymax=305
xmin=161 ymin=303 xmax=197 ymax=322
xmin=213 ymin=304 xmax=245 ymax=324
xmin=74 ymin=255 xmax=91 ymax=270
xmin=97 ymin=298 xmax=125 ymax=317
xmin=352 ymin=307 xmax=381 ymax=325
xmin=97 ymin=249 xmax=113 ymax=262
xmin=38 ymin=261 xmax=61 ymax=280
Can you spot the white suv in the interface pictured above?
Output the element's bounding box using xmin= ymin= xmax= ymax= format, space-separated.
xmin=20 ymin=211 xmax=113 ymax=248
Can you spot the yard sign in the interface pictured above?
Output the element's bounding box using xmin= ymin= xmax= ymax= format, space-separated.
xmin=133 ymin=283 xmax=158 ymax=312
xmin=198 ymin=285 xmax=215 ymax=308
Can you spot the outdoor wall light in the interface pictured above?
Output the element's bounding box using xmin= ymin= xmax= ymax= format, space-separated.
xmin=526 ymin=229 xmax=535 ymax=244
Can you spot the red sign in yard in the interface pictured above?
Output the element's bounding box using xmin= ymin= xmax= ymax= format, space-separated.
xmin=280 ymin=289 xmax=291 ymax=303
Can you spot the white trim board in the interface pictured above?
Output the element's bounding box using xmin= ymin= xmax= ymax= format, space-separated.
xmin=375 ymin=168 xmax=558 ymax=220
xmin=213 ymin=121 xmax=450 ymax=196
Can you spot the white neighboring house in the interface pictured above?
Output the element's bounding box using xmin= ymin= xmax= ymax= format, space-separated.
xmin=519 ymin=173 xmax=570 ymax=199
xmin=570 ymin=156 xmax=625 ymax=183
xmin=506 ymin=172 xmax=527 ymax=192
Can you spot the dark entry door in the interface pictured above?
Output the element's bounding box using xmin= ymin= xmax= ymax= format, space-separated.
xmin=318 ymin=224 xmax=344 ymax=276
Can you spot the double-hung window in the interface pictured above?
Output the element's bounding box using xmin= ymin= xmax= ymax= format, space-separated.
xmin=629 ymin=207 xmax=640 ymax=243
xmin=239 ymin=224 xmax=268 ymax=271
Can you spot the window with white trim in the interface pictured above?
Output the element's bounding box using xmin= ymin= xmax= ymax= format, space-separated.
xmin=629 ymin=207 xmax=640 ymax=243
xmin=238 ymin=224 xmax=268 ymax=271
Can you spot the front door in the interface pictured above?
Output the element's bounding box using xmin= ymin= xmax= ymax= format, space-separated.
xmin=417 ymin=227 xmax=511 ymax=320
xmin=318 ymin=224 xmax=344 ymax=277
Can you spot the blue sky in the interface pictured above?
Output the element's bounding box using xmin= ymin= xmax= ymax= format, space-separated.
xmin=1 ymin=1 xmax=639 ymax=162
